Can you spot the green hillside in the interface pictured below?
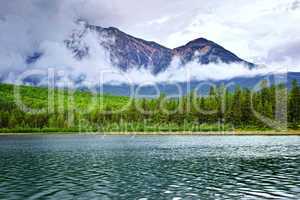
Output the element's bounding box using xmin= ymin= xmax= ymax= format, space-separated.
xmin=0 ymin=82 xmax=299 ymax=133
xmin=0 ymin=84 xmax=130 ymax=111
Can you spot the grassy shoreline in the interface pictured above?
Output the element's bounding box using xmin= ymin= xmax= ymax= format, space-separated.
xmin=1 ymin=130 xmax=300 ymax=136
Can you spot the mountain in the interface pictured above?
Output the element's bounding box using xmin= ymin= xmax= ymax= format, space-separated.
xmin=173 ymin=38 xmax=254 ymax=68
xmin=8 ymin=21 xmax=298 ymax=97
xmin=64 ymin=21 xmax=255 ymax=74
xmin=99 ymin=72 xmax=300 ymax=96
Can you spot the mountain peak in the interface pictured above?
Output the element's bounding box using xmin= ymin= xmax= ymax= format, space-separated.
xmin=173 ymin=37 xmax=254 ymax=67
xmin=184 ymin=37 xmax=211 ymax=46
xmin=106 ymin=26 xmax=121 ymax=32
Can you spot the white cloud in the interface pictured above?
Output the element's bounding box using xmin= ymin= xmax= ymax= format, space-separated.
xmin=0 ymin=0 xmax=299 ymax=85
xmin=158 ymin=0 xmax=300 ymax=66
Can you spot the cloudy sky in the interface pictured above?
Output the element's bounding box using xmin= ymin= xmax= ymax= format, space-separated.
xmin=0 ymin=0 xmax=299 ymax=84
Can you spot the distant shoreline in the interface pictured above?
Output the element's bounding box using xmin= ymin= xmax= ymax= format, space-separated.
xmin=1 ymin=131 xmax=300 ymax=136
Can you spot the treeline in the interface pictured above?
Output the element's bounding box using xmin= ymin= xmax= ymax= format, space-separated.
xmin=0 ymin=81 xmax=299 ymax=132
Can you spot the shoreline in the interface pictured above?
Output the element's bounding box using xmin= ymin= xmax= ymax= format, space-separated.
xmin=1 ymin=131 xmax=300 ymax=136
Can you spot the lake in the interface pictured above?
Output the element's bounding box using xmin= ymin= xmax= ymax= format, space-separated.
xmin=0 ymin=135 xmax=299 ymax=200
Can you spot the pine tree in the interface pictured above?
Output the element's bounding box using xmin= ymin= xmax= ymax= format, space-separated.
xmin=232 ymin=86 xmax=242 ymax=126
xmin=241 ymin=89 xmax=252 ymax=124
xmin=288 ymin=80 xmax=300 ymax=127
xmin=56 ymin=114 xmax=65 ymax=128
xmin=8 ymin=115 xmax=17 ymax=129
xmin=48 ymin=115 xmax=57 ymax=128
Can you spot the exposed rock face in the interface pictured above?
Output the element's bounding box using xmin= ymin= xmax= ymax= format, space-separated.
xmin=173 ymin=38 xmax=254 ymax=67
xmin=51 ymin=21 xmax=255 ymax=74
xmin=65 ymin=22 xmax=173 ymax=74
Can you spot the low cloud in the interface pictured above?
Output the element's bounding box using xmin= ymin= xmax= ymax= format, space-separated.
xmin=0 ymin=0 xmax=299 ymax=86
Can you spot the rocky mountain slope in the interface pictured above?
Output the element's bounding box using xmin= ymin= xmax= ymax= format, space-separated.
xmin=64 ymin=21 xmax=255 ymax=74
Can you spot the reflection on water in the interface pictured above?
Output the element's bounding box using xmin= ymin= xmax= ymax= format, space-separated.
xmin=0 ymin=135 xmax=299 ymax=200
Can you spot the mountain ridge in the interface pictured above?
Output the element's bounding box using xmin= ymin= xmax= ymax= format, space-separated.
xmin=63 ymin=21 xmax=255 ymax=74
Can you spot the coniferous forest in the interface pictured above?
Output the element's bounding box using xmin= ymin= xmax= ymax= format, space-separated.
xmin=0 ymin=81 xmax=299 ymax=133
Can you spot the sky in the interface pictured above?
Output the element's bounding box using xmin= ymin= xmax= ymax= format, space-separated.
xmin=0 ymin=0 xmax=299 ymax=84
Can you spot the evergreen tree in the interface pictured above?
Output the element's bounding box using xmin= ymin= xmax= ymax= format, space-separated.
xmin=1 ymin=81 xmax=300 ymax=132
xmin=8 ymin=115 xmax=17 ymax=129
xmin=241 ymin=89 xmax=252 ymax=123
xmin=232 ymin=86 xmax=242 ymax=126
xmin=288 ymin=80 xmax=300 ymax=127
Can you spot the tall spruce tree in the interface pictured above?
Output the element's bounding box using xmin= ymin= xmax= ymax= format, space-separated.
xmin=288 ymin=80 xmax=300 ymax=127
xmin=232 ymin=86 xmax=242 ymax=126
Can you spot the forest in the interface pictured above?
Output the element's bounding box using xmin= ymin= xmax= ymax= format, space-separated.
xmin=0 ymin=80 xmax=299 ymax=133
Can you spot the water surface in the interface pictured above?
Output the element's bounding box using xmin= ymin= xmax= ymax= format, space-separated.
xmin=0 ymin=135 xmax=299 ymax=200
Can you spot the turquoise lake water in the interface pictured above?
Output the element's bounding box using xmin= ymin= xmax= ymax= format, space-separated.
xmin=0 ymin=135 xmax=299 ymax=200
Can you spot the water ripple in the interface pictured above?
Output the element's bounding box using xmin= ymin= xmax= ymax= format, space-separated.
xmin=0 ymin=135 xmax=299 ymax=200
